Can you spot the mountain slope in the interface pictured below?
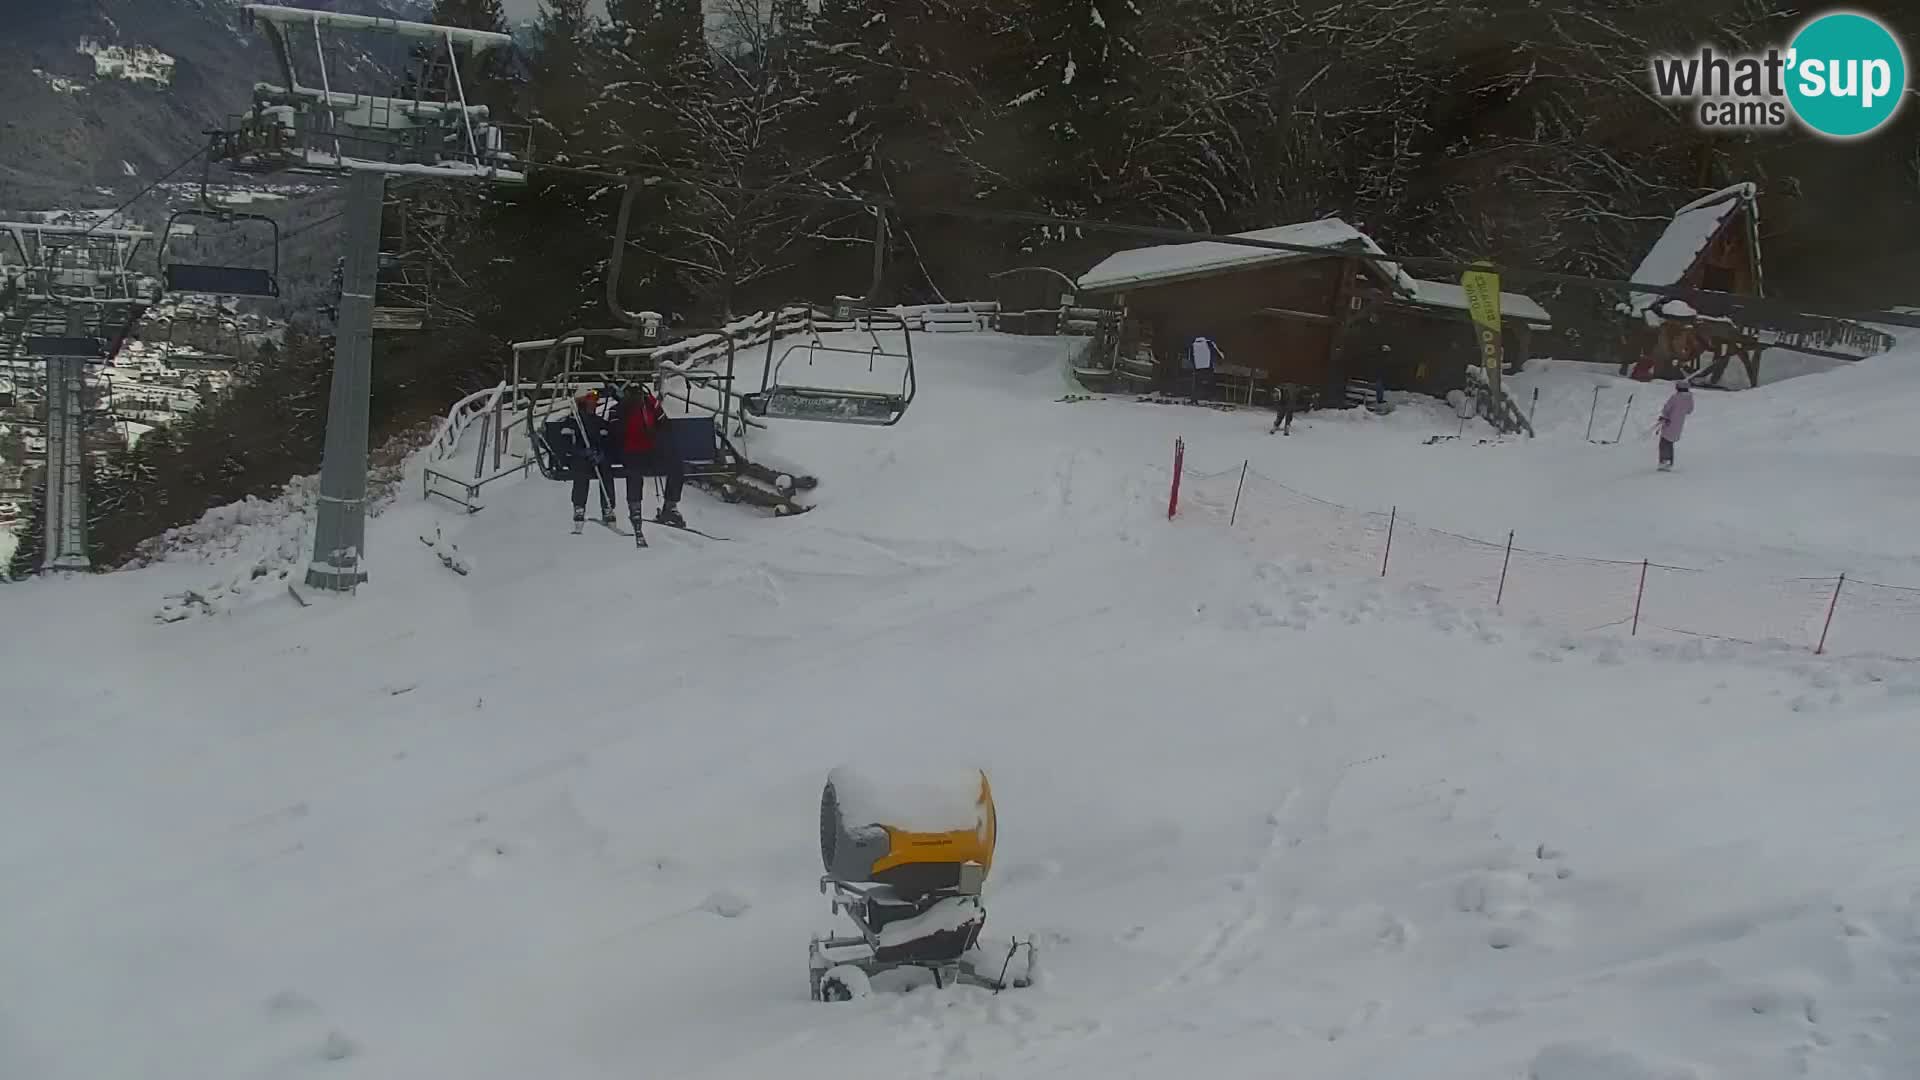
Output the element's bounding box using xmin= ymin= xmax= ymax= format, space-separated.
xmin=1 ymin=333 xmax=1917 ymax=1079
xmin=0 ymin=0 xmax=433 ymax=208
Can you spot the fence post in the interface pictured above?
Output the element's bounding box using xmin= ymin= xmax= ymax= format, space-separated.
xmin=1815 ymin=573 xmax=1845 ymax=654
xmin=1167 ymin=437 xmax=1184 ymax=520
xmin=1631 ymin=559 xmax=1648 ymax=635
xmin=1584 ymin=386 xmax=1600 ymax=441
xmin=1380 ymin=506 xmax=1396 ymax=576
xmin=1496 ymin=530 xmax=1515 ymax=606
xmin=491 ymin=390 xmax=505 ymax=470
xmin=472 ymin=409 xmax=492 ymax=481
xmin=1229 ymin=460 xmax=1248 ymax=526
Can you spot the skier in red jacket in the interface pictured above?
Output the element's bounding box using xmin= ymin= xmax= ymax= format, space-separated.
xmin=609 ymin=381 xmax=687 ymax=537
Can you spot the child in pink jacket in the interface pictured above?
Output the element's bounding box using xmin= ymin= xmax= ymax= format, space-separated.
xmin=1657 ymin=381 xmax=1694 ymax=471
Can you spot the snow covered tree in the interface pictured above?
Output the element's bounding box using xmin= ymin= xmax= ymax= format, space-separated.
xmin=619 ymin=0 xmax=856 ymax=318
xmin=6 ymin=479 xmax=45 ymax=580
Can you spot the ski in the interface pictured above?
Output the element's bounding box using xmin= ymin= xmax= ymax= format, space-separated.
xmin=654 ymin=520 xmax=730 ymax=541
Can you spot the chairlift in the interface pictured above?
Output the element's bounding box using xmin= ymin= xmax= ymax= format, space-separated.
xmin=158 ymin=185 xmax=281 ymax=298
xmin=742 ymin=310 xmax=917 ymax=427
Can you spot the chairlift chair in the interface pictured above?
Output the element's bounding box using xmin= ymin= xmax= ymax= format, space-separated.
xmin=158 ymin=204 xmax=282 ymax=298
xmin=742 ymin=313 xmax=917 ymax=427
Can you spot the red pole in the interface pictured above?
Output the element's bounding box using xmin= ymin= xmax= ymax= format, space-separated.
xmin=1167 ymin=437 xmax=1184 ymax=520
xmin=1631 ymin=559 xmax=1648 ymax=635
xmin=1815 ymin=573 xmax=1845 ymax=655
xmin=1380 ymin=506 xmax=1396 ymax=576
xmin=1496 ymin=530 xmax=1514 ymax=606
xmin=1228 ymin=459 xmax=1248 ymax=527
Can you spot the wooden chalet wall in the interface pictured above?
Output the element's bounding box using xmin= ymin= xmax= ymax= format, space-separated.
xmin=1356 ymin=304 xmax=1535 ymax=398
xmin=1114 ymin=256 xmax=1362 ymax=394
xmin=1690 ymin=203 xmax=1760 ymax=296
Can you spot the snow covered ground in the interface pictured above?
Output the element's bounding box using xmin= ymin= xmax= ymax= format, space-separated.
xmin=3 ymin=330 xmax=1920 ymax=1080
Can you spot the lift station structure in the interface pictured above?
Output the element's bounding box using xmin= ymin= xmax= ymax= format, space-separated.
xmin=207 ymin=3 xmax=529 ymax=591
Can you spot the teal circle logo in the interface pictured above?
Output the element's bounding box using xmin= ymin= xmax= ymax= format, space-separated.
xmin=1786 ymin=11 xmax=1907 ymax=138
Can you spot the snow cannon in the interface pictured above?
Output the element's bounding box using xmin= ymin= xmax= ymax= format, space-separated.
xmin=808 ymin=765 xmax=1034 ymax=1000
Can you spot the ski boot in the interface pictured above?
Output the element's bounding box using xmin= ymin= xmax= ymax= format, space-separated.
xmin=571 ymin=506 xmax=586 ymax=534
xmin=655 ymin=501 xmax=686 ymax=530
xmin=630 ymin=511 xmax=648 ymax=548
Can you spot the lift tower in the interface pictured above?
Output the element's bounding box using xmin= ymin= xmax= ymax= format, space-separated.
xmin=0 ymin=221 xmax=158 ymax=572
xmin=210 ymin=3 xmax=529 ymax=591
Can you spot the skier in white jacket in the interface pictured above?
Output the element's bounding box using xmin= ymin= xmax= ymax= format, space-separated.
xmin=1188 ymin=335 xmax=1221 ymax=404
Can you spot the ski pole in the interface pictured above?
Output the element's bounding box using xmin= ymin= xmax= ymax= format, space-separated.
xmin=1612 ymin=394 xmax=1634 ymax=443
xmin=1584 ymin=385 xmax=1599 ymax=441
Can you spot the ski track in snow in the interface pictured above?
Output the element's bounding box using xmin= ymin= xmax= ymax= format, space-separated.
xmin=5 ymin=332 xmax=1920 ymax=1079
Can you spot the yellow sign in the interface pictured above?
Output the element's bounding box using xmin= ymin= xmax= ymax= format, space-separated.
xmin=1460 ymin=261 xmax=1504 ymax=398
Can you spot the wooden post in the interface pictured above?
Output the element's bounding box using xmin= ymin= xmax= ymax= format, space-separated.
xmin=1496 ymin=530 xmax=1515 ymax=607
xmin=1815 ymin=573 xmax=1845 ymax=654
xmin=1584 ymin=385 xmax=1600 ymax=441
xmin=1167 ymin=437 xmax=1184 ymax=520
xmin=1632 ymin=559 xmax=1648 ymax=635
xmin=1229 ymin=460 xmax=1248 ymax=526
xmin=1327 ymin=256 xmax=1360 ymax=403
xmin=1380 ymin=506 xmax=1396 ymax=576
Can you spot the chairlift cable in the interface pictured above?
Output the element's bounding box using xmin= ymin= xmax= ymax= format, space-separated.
xmin=81 ymin=143 xmax=210 ymax=239
xmin=527 ymin=155 xmax=1920 ymax=332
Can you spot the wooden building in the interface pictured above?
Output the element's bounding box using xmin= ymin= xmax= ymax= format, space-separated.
xmin=1618 ymin=183 xmax=1764 ymax=383
xmin=1353 ymin=278 xmax=1553 ymax=398
xmin=1074 ymin=219 xmax=1421 ymax=401
xmin=1074 ymin=219 xmax=1551 ymax=405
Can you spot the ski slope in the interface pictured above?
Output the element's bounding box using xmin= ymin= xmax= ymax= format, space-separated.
xmin=4 ymin=331 xmax=1920 ymax=1080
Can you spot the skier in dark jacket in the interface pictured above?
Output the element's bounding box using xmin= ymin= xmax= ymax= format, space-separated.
xmin=609 ymin=380 xmax=687 ymax=535
xmin=567 ymin=389 xmax=617 ymax=528
xmin=1270 ymin=382 xmax=1299 ymax=434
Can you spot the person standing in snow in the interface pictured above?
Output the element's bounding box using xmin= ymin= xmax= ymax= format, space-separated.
xmin=1270 ymin=381 xmax=1298 ymax=434
xmin=566 ymin=389 xmax=617 ymax=527
xmin=1188 ymin=335 xmax=1221 ymax=404
xmin=609 ymin=380 xmax=688 ymax=535
xmin=1656 ymin=380 xmax=1694 ymax=471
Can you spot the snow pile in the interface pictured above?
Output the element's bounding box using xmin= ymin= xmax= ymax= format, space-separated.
xmin=133 ymin=475 xmax=317 ymax=571
xmin=143 ymin=480 xmax=315 ymax=621
xmin=828 ymin=764 xmax=989 ymax=834
xmin=1076 ymin=218 xmax=1416 ymax=295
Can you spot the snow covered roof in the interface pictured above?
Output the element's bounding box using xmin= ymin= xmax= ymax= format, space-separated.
xmin=1076 ymin=219 xmax=1417 ymax=296
xmin=1626 ymin=183 xmax=1758 ymax=315
xmin=1405 ymin=279 xmax=1552 ymax=326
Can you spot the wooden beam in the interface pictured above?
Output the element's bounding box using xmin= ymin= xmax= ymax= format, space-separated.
xmin=1327 ymin=257 xmax=1360 ymax=388
xmin=1255 ymin=305 xmax=1335 ymax=325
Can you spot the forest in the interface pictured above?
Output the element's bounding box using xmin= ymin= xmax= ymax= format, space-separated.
xmin=11 ymin=0 xmax=1919 ymax=575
